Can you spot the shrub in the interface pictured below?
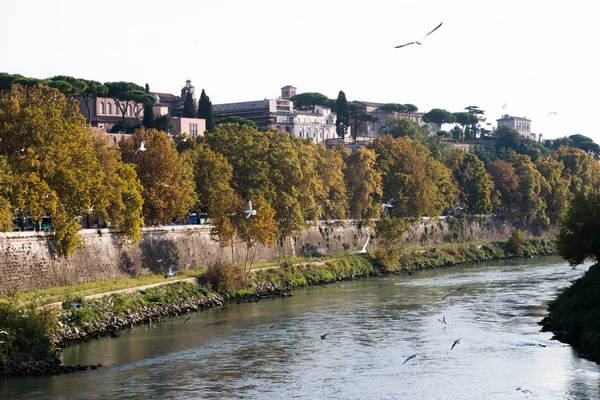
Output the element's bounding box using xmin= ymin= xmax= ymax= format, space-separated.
xmin=507 ymin=228 xmax=527 ymax=256
xmin=203 ymin=261 xmax=246 ymax=294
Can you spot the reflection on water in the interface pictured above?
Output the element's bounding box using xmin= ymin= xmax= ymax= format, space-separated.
xmin=2 ymin=257 xmax=599 ymax=399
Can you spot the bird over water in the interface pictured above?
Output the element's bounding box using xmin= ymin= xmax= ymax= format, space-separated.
xmin=395 ymin=22 xmax=443 ymax=48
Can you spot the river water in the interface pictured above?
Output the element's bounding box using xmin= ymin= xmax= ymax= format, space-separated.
xmin=2 ymin=257 xmax=599 ymax=399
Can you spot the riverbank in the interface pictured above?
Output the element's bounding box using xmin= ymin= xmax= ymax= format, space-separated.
xmin=541 ymin=262 xmax=600 ymax=364
xmin=1 ymin=237 xmax=555 ymax=376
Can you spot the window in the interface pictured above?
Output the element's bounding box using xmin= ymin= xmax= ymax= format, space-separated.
xmin=189 ymin=123 xmax=198 ymax=137
xmin=107 ymin=103 xmax=112 ymax=115
xmin=128 ymin=105 xmax=133 ymax=116
xmin=115 ymin=103 xmax=120 ymax=115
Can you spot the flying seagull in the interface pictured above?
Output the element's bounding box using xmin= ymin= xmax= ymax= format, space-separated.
xmin=269 ymin=324 xmax=276 ymax=329
xmin=403 ymin=353 xmax=420 ymax=364
xmin=437 ymin=316 xmax=447 ymax=325
xmin=547 ymin=111 xmax=558 ymax=116
xmin=88 ymin=205 xmax=95 ymax=213
xmin=320 ymin=334 xmax=330 ymax=340
xmin=381 ymin=198 xmax=394 ymax=213
xmin=395 ymin=22 xmax=443 ymax=48
xmin=176 ymin=137 xmax=188 ymax=147
xmin=183 ymin=315 xmax=196 ymax=324
xmin=164 ymin=263 xmax=177 ymax=278
xmin=244 ymin=200 xmax=257 ymax=218
xmin=351 ymin=235 xmax=371 ymax=254
xmin=451 ymin=338 xmax=462 ymax=350
xmin=516 ymin=388 xmax=533 ymax=394
xmin=0 ymin=331 xmax=8 ymax=335
xmin=134 ymin=140 xmax=147 ymax=155
xmin=441 ymin=287 xmax=462 ymax=301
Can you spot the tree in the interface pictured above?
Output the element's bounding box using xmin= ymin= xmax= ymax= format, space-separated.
xmin=509 ymin=153 xmax=548 ymax=228
xmin=464 ymin=106 xmax=486 ymax=138
xmin=0 ymin=156 xmax=14 ymax=231
xmin=334 ymin=91 xmax=349 ymax=138
xmin=46 ymin=75 xmax=87 ymax=97
xmin=535 ymin=155 xmax=571 ymax=225
xmin=386 ymin=116 xmax=429 ymax=141
xmin=142 ymin=83 xmax=155 ymax=129
xmin=446 ymin=150 xmax=493 ymax=215
xmin=507 ymin=228 xmax=527 ymax=256
xmin=557 ymin=190 xmax=600 ymax=266
xmin=237 ymin=196 xmax=279 ymax=272
xmin=495 ymin=125 xmax=522 ymax=151
xmin=487 ymin=160 xmax=520 ymax=217
xmin=105 ymin=81 xmax=155 ymax=132
xmin=197 ymin=89 xmax=215 ymax=131
xmin=555 ymin=146 xmax=600 ymax=195
xmin=290 ymin=92 xmax=334 ymax=109
xmin=315 ymin=145 xmax=348 ymax=220
xmin=183 ymin=91 xmax=196 ymax=118
xmin=348 ymin=102 xmax=377 ymax=140
xmin=344 ymin=147 xmax=382 ymax=220
xmin=0 ymin=84 xmax=112 ymax=255
xmin=373 ymin=215 xmax=409 ymax=270
xmin=453 ymin=112 xmax=479 ymax=140
xmin=154 ymin=114 xmax=174 ymax=133
xmin=119 ymin=128 xmax=196 ymax=225
xmin=368 ymin=135 xmax=457 ymax=218
xmin=78 ymin=79 xmax=109 ymax=123
xmin=217 ymin=116 xmax=258 ymax=130
xmin=422 ymin=108 xmax=456 ymax=133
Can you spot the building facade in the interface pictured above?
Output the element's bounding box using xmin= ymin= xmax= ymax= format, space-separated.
xmin=352 ymin=100 xmax=424 ymax=138
xmin=213 ymin=86 xmax=339 ymax=144
xmin=496 ymin=114 xmax=535 ymax=140
xmin=171 ymin=117 xmax=206 ymax=138
xmin=76 ymin=95 xmax=144 ymax=132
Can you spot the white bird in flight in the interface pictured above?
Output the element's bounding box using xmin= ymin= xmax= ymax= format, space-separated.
xmin=351 ymin=235 xmax=370 ymax=254
xmin=164 ymin=263 xmax=177 ymax=278
xmin=403 ymin=353 xmax=420 ymax=364
xmin=547 ymin=111 xmax=558 ymax=116
xmin=395 ymin=22 xmax=443 ymax=48
xmin=134 ymin=140 xmax=147 ymax=155
xmin=381 ymin=198 xmax=394 ymax=213
xmin=244 ymin=200 xmax=257 ymax=218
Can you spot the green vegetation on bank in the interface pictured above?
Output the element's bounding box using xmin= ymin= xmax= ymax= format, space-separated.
xmin=541 ymin=190 xmax=600 ymax=363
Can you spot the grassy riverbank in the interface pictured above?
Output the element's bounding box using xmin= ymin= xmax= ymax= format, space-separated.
xmin=541 ymin=262 xmax=600 ymax=363
xmin=0 ymin=237 xmax=555 ymax=376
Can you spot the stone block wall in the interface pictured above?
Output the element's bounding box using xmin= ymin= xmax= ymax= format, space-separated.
xmin=0 ymin=217 xmax=553 ymax=294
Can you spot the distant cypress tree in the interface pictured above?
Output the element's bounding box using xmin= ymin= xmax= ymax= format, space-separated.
xmin=335 ymin=91 xmax=349 ymax=138
xmin=206 ymin=96 xmax=215 ymax=131
xmin=142 ymin=83 xmax=155 ymax=129
xmin=198 ymin=89 xmax=215 ymax=131
xmin=183 ymin=91 xmax=196 ymax=118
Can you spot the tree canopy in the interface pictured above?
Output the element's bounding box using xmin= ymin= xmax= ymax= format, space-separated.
xmin=557 ymin=190 xmax=600 ymax=266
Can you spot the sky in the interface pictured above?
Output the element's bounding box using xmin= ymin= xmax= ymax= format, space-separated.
xmin=1 ymin=0 xmax=599 ymax=143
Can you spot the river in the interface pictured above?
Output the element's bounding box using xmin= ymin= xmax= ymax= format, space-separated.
xmin=2 ymin=257 xmax=599 ymax=399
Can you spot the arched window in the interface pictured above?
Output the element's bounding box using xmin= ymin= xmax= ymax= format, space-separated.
xmin=115 ymin=103 xmax=120 ymax=115
xmin=99 ymin=102 xmax=105 ymax=114
xmin=107 ymin=103 xmax=112 ymax=115
xmin=128 ymin=105 xmax=133 ymax=116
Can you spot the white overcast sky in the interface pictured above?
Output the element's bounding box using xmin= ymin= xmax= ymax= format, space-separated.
xmin=1 ymin=0 xmax=598 ymax=142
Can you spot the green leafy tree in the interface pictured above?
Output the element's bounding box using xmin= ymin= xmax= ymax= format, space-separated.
xmin=446 ymin=149 xmax=493 ymax=214
xmin=217 ymin=116 xmax=258 ymax=130
xmin=334 ymin=91 xmax=349 ymax=138
xmin=495 ymin=125 xmax=522 ymax=151
xmin=0 ymin=156 xmax=14 ymax=231
xmin=557 ymin=190 xmax=600 ymax=266
xmin=386 ymin=116 xmax=429 ymax=141
xmin=422 ymin=108 xmax=456 ymax=133
xmin=183 ymin=91 xmax=196 ymax=118
xmin=154 ymin=114 xmax=174 ymax=133
xmin=509 ymin=153 xmax=549 ymax=228
xmin=453 ymin=112 xmax=479 ymax=140
xmin=555 ymin=146 xmax=600 ymax=195
xmin=373 ymin=215 xmax=409 ymax=270
xmin=237 ymin=196 xmax=279 ymax=272
xmin=344 ymin=147 xmax=382 ymax=221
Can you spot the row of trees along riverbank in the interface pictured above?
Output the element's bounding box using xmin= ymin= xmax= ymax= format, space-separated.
xmin=1 ymin=235 xmax=554 ymax=376
xmin=1 ymin=83 xmax=599 ymax=265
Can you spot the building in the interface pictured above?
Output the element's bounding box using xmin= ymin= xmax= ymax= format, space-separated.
xmin=76 ymin=95 xmax=144 ymax=132
xmin=496 ymin=114 xmax=536 ymax=140
xmin=351 ymin=100 xmax=424 ymax=138
xmin=171 ymin=117 xmax=206 ymax=138
xmin=152 ymin=80 xmax=197 ymax=117
xmin=213 ymin=86 xmax=339 ymax=144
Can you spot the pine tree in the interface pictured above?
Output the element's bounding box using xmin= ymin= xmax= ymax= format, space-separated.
xmin=142 ymin=83 xmax=155 ymax=129
xmin=335 ymin=91 xmax=349 ymax=138
xmin=183 ymin=91 xmax=196 ymax=118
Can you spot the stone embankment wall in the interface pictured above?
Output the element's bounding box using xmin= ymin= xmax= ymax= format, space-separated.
xmin=0 ymin=217 xmax=553 ymax=293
